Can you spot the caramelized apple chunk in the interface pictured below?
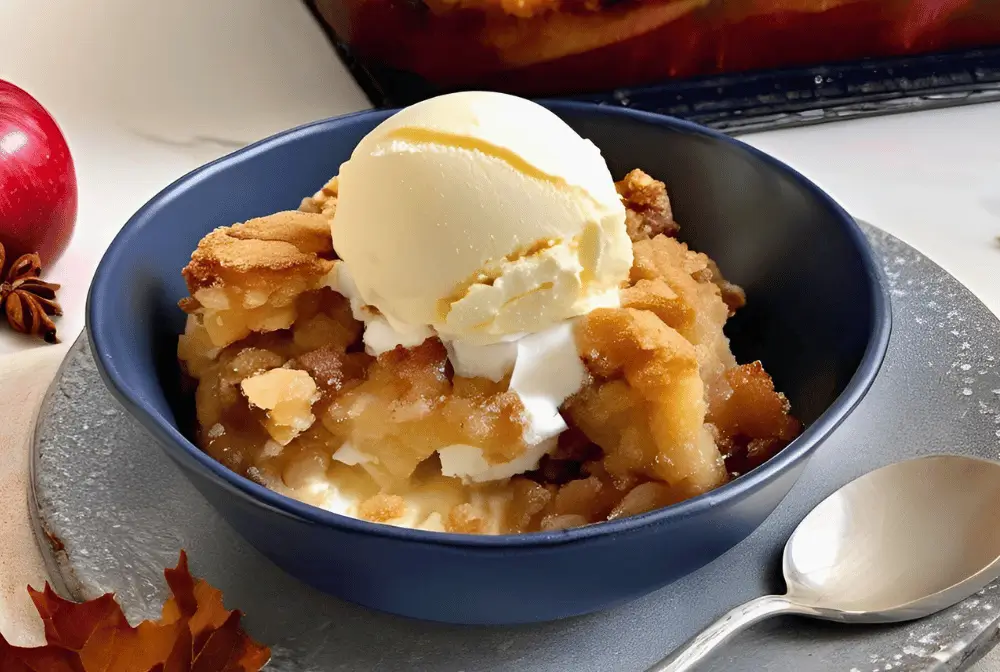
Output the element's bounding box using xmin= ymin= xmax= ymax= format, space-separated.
xmin=242 ymin=368 xmax=321 ymax=445
xmin=321 ymin=339 xmax=531 ymax=485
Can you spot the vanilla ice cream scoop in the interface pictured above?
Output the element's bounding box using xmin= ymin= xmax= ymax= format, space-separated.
xmin=332 ymin=91 xmax=632 ymax=343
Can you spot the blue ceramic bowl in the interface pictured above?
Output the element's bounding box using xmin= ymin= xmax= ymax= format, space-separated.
xmin=87 ymin=102 xmax=890 ymax=625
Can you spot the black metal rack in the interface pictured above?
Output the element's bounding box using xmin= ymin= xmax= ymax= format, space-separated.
xmin=573 ymin=46 xmax=1000 ymax=134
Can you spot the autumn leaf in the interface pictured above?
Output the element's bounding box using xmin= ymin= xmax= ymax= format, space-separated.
xmin=0 ymin=552 xmax=269 ymax=672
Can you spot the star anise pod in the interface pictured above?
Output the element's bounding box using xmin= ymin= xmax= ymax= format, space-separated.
xmin=0 ymin=242 xmax=62 ymax=343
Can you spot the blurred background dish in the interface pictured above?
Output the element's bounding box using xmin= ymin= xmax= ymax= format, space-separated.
xmin=305 ymin=0 xmax=1000 ymax=131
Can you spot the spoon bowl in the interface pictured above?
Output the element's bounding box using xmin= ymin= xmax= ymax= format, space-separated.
xmin=649 ymin=455 xmax=1000 ymax=671
xmin=785 ymin=454 xmax=1000 ymax=620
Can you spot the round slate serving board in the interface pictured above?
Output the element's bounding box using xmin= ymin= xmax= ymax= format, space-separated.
xmin=29 ymin=223 xmax=1000 ymax=672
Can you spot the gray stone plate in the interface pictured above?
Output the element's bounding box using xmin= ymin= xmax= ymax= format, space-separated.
xmin=29 ymin=223 xmax=1000 ymax=672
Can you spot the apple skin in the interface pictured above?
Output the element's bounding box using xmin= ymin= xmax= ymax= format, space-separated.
xmin=0 ymin=80 xmax=77 ymax=268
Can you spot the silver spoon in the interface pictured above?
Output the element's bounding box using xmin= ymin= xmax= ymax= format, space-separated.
xmin=648 ymin=454 xmax=1000 ymax=672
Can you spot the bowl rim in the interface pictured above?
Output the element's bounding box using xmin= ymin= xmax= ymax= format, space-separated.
xmin=87 ymin=100 xmax=892 ymax=549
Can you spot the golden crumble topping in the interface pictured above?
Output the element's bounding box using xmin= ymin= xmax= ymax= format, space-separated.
xmin=617 ymin=168 xmax=680 ymax=241
xmin=178 ymin=212 xmax=336 ymax=359
xmin=182 ymin=211 xmax=333 ymax=293
xmin=299 ymin=176 xmax=339 ymax=219
xmin=177 ymin=169 xmax=800 ymax=534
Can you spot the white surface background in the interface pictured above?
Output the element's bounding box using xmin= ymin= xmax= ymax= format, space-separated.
xmin=1 ymin=0 xmax=999 ymax=668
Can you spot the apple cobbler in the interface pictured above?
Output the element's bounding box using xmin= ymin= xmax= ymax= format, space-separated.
xmin=177 ymin=169 xmax=800 ymax=534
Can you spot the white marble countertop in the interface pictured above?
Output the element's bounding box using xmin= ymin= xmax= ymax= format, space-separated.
xmin=1 ymin=0 xmax=998 ymax=667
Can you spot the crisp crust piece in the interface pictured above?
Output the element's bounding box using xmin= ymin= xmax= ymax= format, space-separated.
xmin=628 ymin=234 xmax=727 ymax=345
xmin=568 ymin=307 xmax=727 ymax=495
xmin=705 ymin=258 xmax=747 ymax=316
xmin=619 ymin=170 xmax=745 ymax=315
xmin=620 ymin=278 xmax=694 ymax=336
xmin=359 ymin=493 xmax=407 ymax=523
xmin=616 ymin=168 xmax=680 ymax=242
xmin=182 ymin=212 xmax=333 ymax=296
xmin=299 ymin=176 xmax=339 ymax=219
xmin=632 ymin=230 xmax=709 ymax=282
xmin=227 ymin=211 xmax=334 ymax=256
xmin=178 ymin=211 xmax=336 ymax=351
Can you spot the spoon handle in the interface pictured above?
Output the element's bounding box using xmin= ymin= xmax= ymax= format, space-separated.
xmin=646 ymin=594 xmax=804 ymax=672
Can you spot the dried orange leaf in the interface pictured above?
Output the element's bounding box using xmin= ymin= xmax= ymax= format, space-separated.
xmin=160 ymin=622 xmax=193 ymax=672
xmin=0 ymin=552 xmax=269 ymax=672
xmin=29 ymin=587 xmax=127 ymax=651
xmin=0 ymin=632 xmax=82 ymax=672
xmin=162 ymin=552 xmax=230 ymax=638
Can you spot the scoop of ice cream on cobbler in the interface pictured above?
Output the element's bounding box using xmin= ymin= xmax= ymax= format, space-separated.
xmin=177 ymin=92 xmax=800 ymax=535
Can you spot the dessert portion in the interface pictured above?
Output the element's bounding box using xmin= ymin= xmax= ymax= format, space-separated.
xmin=178 ymin=92 xmax=800 ymax=534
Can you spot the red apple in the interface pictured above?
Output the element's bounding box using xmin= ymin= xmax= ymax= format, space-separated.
xmin=0 ymin=80 xmax=77 ymax=267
